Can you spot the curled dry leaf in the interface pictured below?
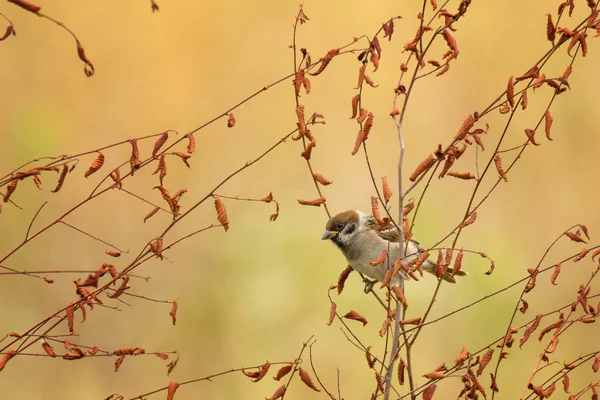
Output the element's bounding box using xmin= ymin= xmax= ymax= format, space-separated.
xmin=267 ymin=385 xmax=286 ymax=400
xmin=153 ymin=154 xmax=167 ymax=183
xmin=144 ymin=206 xmax=160 ymax=223
xmin=84 ymin=152 xmax=104 ymax=178
xmin=409 ymin=153 xmax=435 ymax=182
xmin=546 ymin=13 xmax=556 ymax=42
xmin=460 ymin=211 xmax=477 ymax=228
xmin=381 ymin=176 xmax=392 ymax=203
xmin=452 ymin=250 xmax=464 ymax=277
xmin=343 ymin=310 xmax=368 ymax=326
xmin=227 ymin=113 xmax=236 ymax=128
xmin=499 ymin=103 xmax=511 ymax=114
xmin=494 ymin=154 xmax=508 ymax=181
xmin=520 ymin=299 xmax=529 ymax=314
xmin=506 ymin=76 xmax=515 ymax=108
xmin=565 ymin=231 xmax=586 ymax=243
xmin=152 ymin=131 xmax=169 ymax=158
xmin=562 ymin=373 xmax=570 ymax=393
xmin=66 ymin=304 xmax=75 ymax=333
xmin=297 ymin=197 xmax=326 ymax=206
xmin=521 ymin=89 xmax=528 ymax=110
xmin=524 ymin=128 xmax=540 ymax=146
xmin=273 ymin=364 xmax=294 ymax=381
xmin=166 ymin=381 xmax=180 ymax=400
xmin=114 ymin=355 xmax=125 ymax=372
xmin=422 ymin=384 xmax=437 ymax=400
xmin=438 ymin=155 xmax=455 ymax=178
xmin=400 ymin=317 xmax=422 ymax=325
xmin=350 ymin=94 xmax=360 ymax=119
xmin=170 ymin=300 xmax=178 ymax=325
xmin=309 ymin=48 xmax=340 ymax=76
xmin=312 ymin=173 xmax=332 ymax=186
xmin=76 ymin=41 xmax=95 ymax=77
xmin=51 ymin=164 xmax=69 ymax=193
xmin=455 ymin=114 xmax=474 ymax=141
xmin=423 ymin=371 xmax=445 ymax=380
xmin=299 ymin=367 xmax=321 ymax=392
xmin=477 ymin=349 xmax=493 ymax=376
xmin=327 ymin=302 xmax=336 ymax=326
xmin=455 ymin=347 xmax=468 ymax=368
xmin=370 ymin=249 xmax=388 ymax=266
xmin=0 ymin=349 xmax=17 ymax=372
xmin=41 ymin=342 xmax=56 ymax=357
xmin=293 ymin=69 xmax=304 ymax=95
xmin=392 ymin=286 xmax=408 ymax=309
xmin=106 ymin=250 xmax=121 ymax=258
xmin=574 ymin=248 xmax=589 ymax=262
xmin=365 ymin=346 xmax=376 ymax=369
xmin=214 ymin=196 xmax=229 ymax=231
xmin=252 ymin=361 xmax=271 ymax=382
xmin=447 ymin=171 xmax=476 ymax=180
xmin=544 ymin=111 xmax=553 ymax=140
xmin=186 ymin=133 xmax=196 ymax=154
xmin=129 ymin=139 xmax=141 ymax=175
xmin=337 ymin=265 xmax=353 ymax=294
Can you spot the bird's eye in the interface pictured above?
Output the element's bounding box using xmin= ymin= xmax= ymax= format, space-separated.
xmin=336 ymin=223 xmax=345 ymax=230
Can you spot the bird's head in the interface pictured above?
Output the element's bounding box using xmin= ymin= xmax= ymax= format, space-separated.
xmin=322 ymin=210 xmax=367 ymax=250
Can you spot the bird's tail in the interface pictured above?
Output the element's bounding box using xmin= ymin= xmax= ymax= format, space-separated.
xmin=422 ymin=260 xmax=468 ymax=284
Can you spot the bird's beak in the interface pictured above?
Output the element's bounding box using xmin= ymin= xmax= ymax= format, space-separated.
xmin=322 ymin=230 xmax=338 ymax=240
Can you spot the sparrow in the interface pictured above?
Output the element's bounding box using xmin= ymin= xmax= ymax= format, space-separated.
xmin=322 ymin=210 xmax=467 ymax=288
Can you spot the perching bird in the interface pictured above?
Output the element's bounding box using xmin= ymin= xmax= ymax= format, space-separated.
xmin=322 ymin=210 xmax=466 ymax=289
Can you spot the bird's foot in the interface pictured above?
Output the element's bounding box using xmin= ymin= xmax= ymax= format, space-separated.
xmin=363 ymin=278 xmax=377 ymax=293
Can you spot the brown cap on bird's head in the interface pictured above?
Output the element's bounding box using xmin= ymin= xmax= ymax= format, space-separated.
xmin=322 ymin=210 xmax=360 ymax=240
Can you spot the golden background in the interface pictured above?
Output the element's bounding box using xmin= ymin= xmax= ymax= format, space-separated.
xmin=1 ymin=0 xmax=599 ymax=398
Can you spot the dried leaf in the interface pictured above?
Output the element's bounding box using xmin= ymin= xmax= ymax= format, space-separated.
xmin=524 ymin=128 xmax=539 ymax=146
xmin=350 ymin=94 xmax=360 ymax=119
xmin=381 ymin=176 xmax=392 ymax=203
xmin=327 ymin=302 xmax=336 ymax=326
xmin=344 ymin=310 xmax=368 ymax=326
xmin=520 ymin=299 xmax=529 ymax=314
xmin=565 ymin=231 xmax=586 ymax=243
xmin=447 ymin=171 xmax=476 ymax=180
xmin=460 ymin=212 xmax=477 ymax=228
xmin=129 ymin=139 xmax=141 ymax=175
xmin=299 ymin=367 xmax=321 ymax=392
xmin=41 ymin=342 xmax=56 ymax=357
xmin=506 ymin=76 xmax=515 ymax=108
xmin=422 ymin=384 xmax=437 ymax=400
xmin=398 ymin=358 xmax=406 ymax=385
xmin=214 ymin=196 xmax=229 ymax=231
xmin=114 ymin=355 xmax=125 ymax=372
xmin=186 ymin=133 xmax=196 ymax=154
xmin=273 ymin=364 xmax=294 ymax=381
xmin=297 ymin=197 xmax=326 ymax=206
xmin=409 ymin=154 xmax=436 ymax=182
xmin=309 ymin=48 xmax=340 ymax=76
xmin=267 ymin=385 xmax=286 ymax=400
xmin=477 ymin=349 xmax=493 ymax=376
xmin=494 ymin=154 xmax=508 ymax=181
xmin=337 ymin=265 xmax=353 ymax=294
xmin=170 ymin=300 xmax=178 ymax=325
xmin=144 ymin=206 xmax=161 ymax=223
xmin=84 ymin=152 xmax=104 ymax=178
xmin=546 ymin=13 xmax=556 ymax=42
xmin=166 ymin=381 xmax=180 ymax=400
xmin=152 ymin=131 xmax=169 ymax=158
xmin=227 ymin=113 xmax=236 ymax=128
xmin=544 ymin=111 xmax=553 ymax=141
xmin=455 ymin=347 xmax=468 ymax=368
xmin=66 ymin=305 xmax=75 ymax=333
xmin=365 ymin=346 xmax=376 ymax=369
xmin=392 ymin=286 xmax=408 ymax=309
xmin=455 ymin=114 xmax=474 ymax=141
xmin=313 ymin=173 xmax=332 ymax=186
xmin=370 ymin=250 xmax=388 ymax=267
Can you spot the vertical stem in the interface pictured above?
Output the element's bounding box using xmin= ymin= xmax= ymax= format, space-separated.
xmin=383 ymin=121 xmax=411 ymax=399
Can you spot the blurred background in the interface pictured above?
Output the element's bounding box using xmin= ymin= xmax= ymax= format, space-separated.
xmin=1 ymin=0 xmax=599 ymax=398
